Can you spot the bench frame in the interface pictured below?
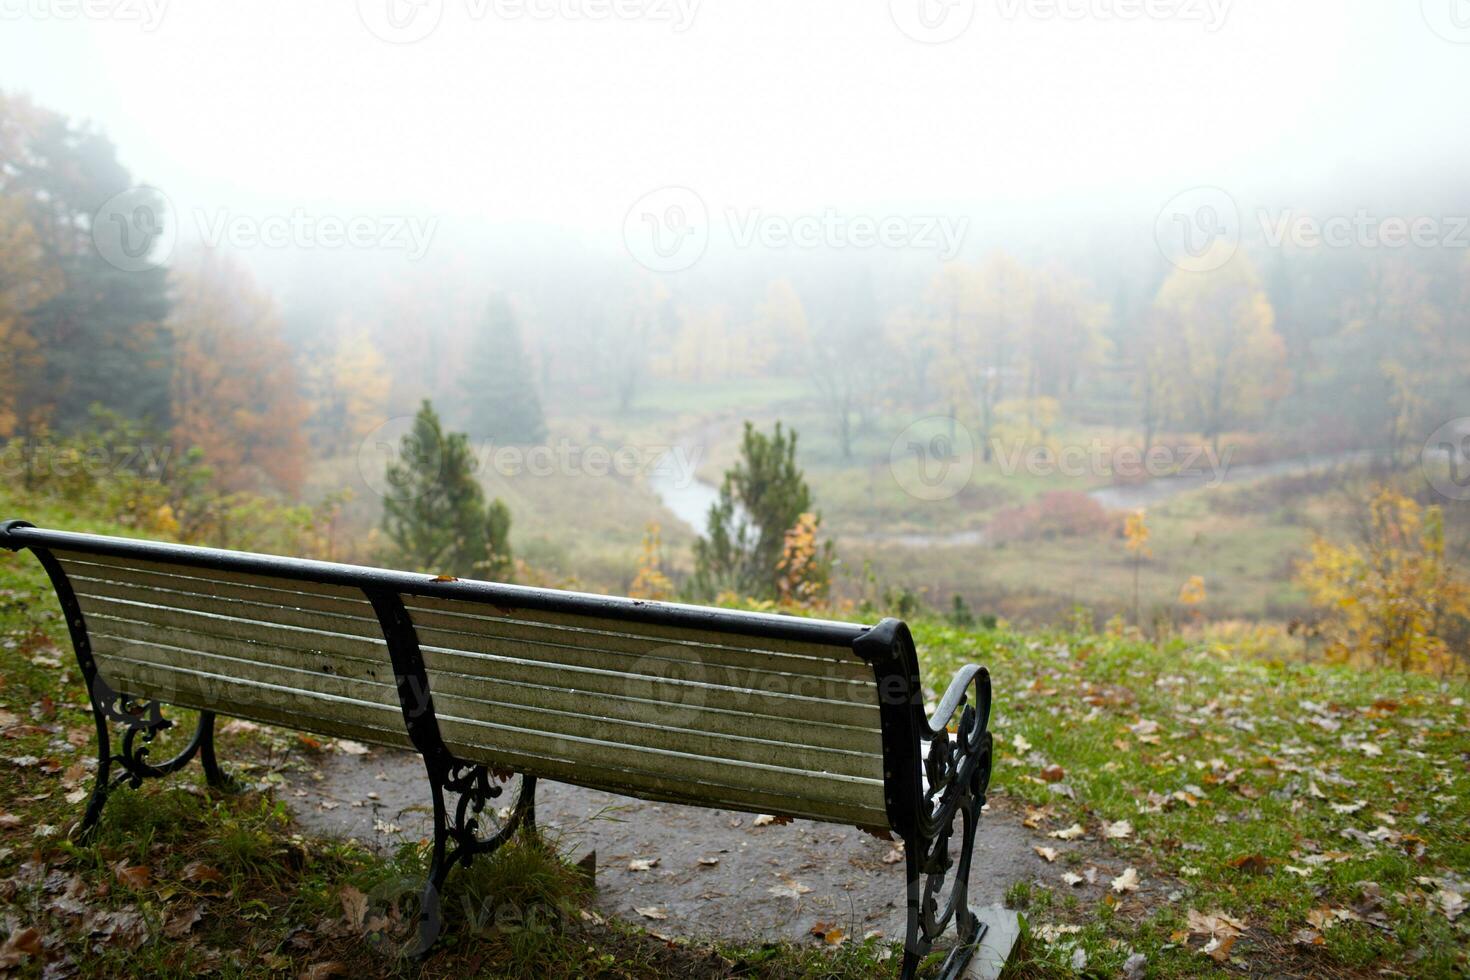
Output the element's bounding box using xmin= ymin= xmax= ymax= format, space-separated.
xmin=2 ymin=521 xmax=993 ymax=979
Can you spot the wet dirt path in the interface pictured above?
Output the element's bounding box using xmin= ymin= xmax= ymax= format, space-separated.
xmin=280 ymin=746 xmax=1110 ymax=946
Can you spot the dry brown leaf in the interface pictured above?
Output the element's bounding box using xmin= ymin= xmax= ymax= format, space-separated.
xmin=634 ymin=906 xmax=669 ymax=920
xmin=299 ymin=962 xmax=349 ymax=980
xmin=163 ymin=903 xmax=204 ymax=939
xmin=340 ymin=885 xmax=367 ymax=931
xmin=1103 ymin=819 xmax=1133 ymax=840
xmin=1200 ymin=934 xmax=1236 ymax=962
xmin=1033 ymin=846 xmax=1059 ymax=863
xmin=627 ymin=858 xmax=659 ymax=872
xmin=182 ymin=861 xmax=224 ymax=884
xmin=0 ymin=926 xmax=42 ymax=968
xmin=1049 ymin=823 xmax=1085 ymax=841
xmin=1039 ymin=765 xmax=1066 ymax=783
xmin=752 ymin=814 xmax=792 ymax=827
xmin=113 ymin=862 xmax=151 ymax=890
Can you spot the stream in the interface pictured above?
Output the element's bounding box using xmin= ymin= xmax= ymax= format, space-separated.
xmin=648 ymin=442 xmax=1378 ymax=550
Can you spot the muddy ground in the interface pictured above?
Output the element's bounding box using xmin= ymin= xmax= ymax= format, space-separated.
xmin=279 ymin=745 xmax=1139 ymax=948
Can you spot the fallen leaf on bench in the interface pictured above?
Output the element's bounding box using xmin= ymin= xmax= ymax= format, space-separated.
xmin=635 ymin=906 xmax=669 ymax=920
xmin=1103 ymin=819 xmax=1134 ymax=839
xmin=1110 ymin=867 xmax=1140 ymax=893
xmin=431 ymin=575 xmax=458 ymax=582
xmin=335 ymin=740 xmax=369 ymax=756
xmin=1033 ymin=846 xmax=1059 ymax=863
xmin=1049 ymin=823 xmax=1084 ymax=840
xmin=627 ymin=857 xmax=660 ymax=872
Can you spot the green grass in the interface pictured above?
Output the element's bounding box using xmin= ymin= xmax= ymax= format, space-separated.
xmin=916 ymin=620 xmax=1470 ymax=976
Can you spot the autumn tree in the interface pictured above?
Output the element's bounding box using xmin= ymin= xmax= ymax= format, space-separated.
xmin=168 ymin=250 xmax=310 ymax=496
xmin=382 ymin=400 xmax=514 ymax=579
xmin=0 ymin=194 xmax=57 ymax=436
xmin=1152 ymin=249 xmax=1289 ymax=455
xmin=1297 ymin=488 xmax=1470 ymax=674
xmin=0 ymin=90 xmax=172 ymax=434
xmin=461 ymin=294 xmax=546 ymax=444
xmin=690 ymin=421 xmax=831 ymax=600
xmin=304 ymin=323 xmax=392 ymax=454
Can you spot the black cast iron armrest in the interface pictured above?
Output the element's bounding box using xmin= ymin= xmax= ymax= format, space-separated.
xmin=924 ymin=663 xmax=990 ymax=739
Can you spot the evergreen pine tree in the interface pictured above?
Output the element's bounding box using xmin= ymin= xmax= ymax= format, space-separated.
xmin=381 ymin=400 xmax=514 ymax=579
xmin=461 ymin=294 xmax=546 ymax=444
xmin=690 ymin=421 xmax=828 ymax=600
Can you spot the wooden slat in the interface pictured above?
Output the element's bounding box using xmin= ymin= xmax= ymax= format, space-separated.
xmin=419 ymin=647 xmax=878 ymax=729
xmin=405 ymin=603 xmax=873 ymax=682
xmin=62 ymin=563 xmax=374 ymax=623
xmin=404 ymin=594 xmax=862 ymax=662
xmin=413 ymin=623 xmax=875 ymax=705
xmin=91 ymin=650 xmax=410 ymax=748
xmin=433 ymin=713 xmax=886 ymax=814
xmin=440 ymin=735 xmax=888 ymax=826
xmin=75 ymin=593 xmax=387 ymax=662
xmin=429 ymin=691 xmax=881 ymax=780
xmin=82 ymin=610 xmax=389 ymax=678
xmin=422 ymin=666 xmax=878 ymax=754
xmin=56 ymin=551 xmax=367 ymax=605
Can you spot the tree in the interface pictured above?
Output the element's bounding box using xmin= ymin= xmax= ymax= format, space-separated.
xmin=0 ymin=90 xmax=173 ymax=434
xmin=460 ymin=294 xmax=546 ymax=444
xmin=304 ymin=323 xmax=392 ymax=454
xmin=0 ymin=194 xmax=58 ymax=436
xmin=168 ymin=250 xmax=310 ymax=496
xmin=690 ymin=421 xmax=831 ymax=600
xmin=382 ymin=400 xmax=514 ymax=579
xmin=1152 ymin=249 xmax=1289 ymax=455
xmin=1297 ymin=488 xmax=1469 ymax=674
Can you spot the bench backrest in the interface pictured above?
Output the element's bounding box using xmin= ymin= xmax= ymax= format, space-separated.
xmin=10 ymin=527 xmax=903 ymax=830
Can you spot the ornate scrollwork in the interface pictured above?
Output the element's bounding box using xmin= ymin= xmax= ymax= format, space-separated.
xmin=909 ymin=672 xmax=994 ymax=968
xmin=441 ymin=762 xmax=508 ymax=855
xmin=96 ymin=684 xmax=183 ymax=787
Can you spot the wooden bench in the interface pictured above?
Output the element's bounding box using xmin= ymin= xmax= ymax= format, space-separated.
xmin=0 ymin=520 xmax=994 ymax=979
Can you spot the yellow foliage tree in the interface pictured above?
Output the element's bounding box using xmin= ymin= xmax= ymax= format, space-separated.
xmin=1296 ymin=489 xmax=1470 ymax=673
xmin=776 ymin=511 xmax=831 ymax=609
xmin=629 ymin=523 xmax=674 ymax=601
xmin=1153 ymin=250 xmax=1289 ymax=455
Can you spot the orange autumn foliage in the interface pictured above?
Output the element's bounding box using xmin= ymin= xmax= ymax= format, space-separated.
xmin=169 ymin=251 xmax=309 ymax=496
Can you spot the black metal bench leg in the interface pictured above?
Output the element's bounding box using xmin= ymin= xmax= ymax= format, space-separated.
xmin=76 ymin=710 xmax=114 ymax=845
xmin=197 ymin=711 xmax=239 ymax=792
xmin=412 ymin=764 xmax=538 ymax=958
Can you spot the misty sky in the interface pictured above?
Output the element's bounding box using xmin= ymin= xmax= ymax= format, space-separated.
xmin=3 ymin=0 xmax=1468 ymax=267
